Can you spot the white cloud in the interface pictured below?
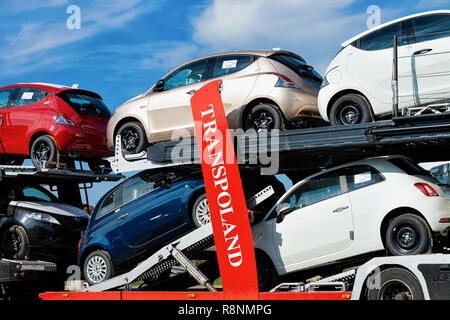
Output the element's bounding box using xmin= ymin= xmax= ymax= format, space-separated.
xmin=0 ymin=0 xmax=162 ymax=74
xmin=191 ymin=0 xmax=368 ymax=73
xmin=9 ymin=0 xmax=70 ymax=11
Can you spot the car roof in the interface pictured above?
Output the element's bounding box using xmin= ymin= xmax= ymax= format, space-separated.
xmin=301 ymin=155 xmax=409 ymax=181
xmin=341 ymin=10 xmax=450 ymax=47
xmin=166 ymin=49 xmax=306 ymax=73
xmin=0 ymin=83 xmax=103 ymax=100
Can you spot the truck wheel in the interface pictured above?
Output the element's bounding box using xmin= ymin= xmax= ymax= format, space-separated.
xmin=367 ymin=268 xmax=424 ymax=300
xmin=385 ymin=214 xmax=431 ymax=256
xmin=1 ymin=225 xmax=29 ymax=260
xmin=244 ymin=104 xmax=283 ymax=132
xmin=191 ymin=194 xmax=210 ymax=228
xmin=83 ymin=250 xmax=115 ymax=285
xmin=30 ymin=135 xmax=57 ymax=169
xmin=329 ymin=94 xmax=371 ymax=126
xmin=116 ymin=121 xmax=146 ymax=155
xmin=256 ymin=251 xmax=278 ymax=292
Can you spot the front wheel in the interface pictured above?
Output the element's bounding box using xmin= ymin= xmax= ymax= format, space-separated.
xmin=83 ymin=250 xmax=115 ymax=286
xmin=244 ymin=104 xmax=283 ymax=132
xmin=30 ymin=135 xmax=58 ymax=169
xmin=1 ymin=225 xmax=29 ymax=260
xmin=116 ymin=121 xmax=146 ymax=155
xmin=256 ymin=251 xmax=278 ymax=292
xmin=191 ymin=194 xmax=210 ymax=228
xmin=385 ymin=214 xmax=432 ymax=256
xmin=329 ymin=94 xmax=372 ymax=126
xmin=366 ymin=268 xmax=424 ymax=300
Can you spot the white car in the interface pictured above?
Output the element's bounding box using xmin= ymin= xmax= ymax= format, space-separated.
xmin=252 ymin=156 xmax=450 ymax=290
xmin=318 ymin=10 xmax=450 ymax=126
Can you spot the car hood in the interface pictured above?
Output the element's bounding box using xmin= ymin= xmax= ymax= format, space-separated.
xmin=9 ymin=201 xmax=89 ymax=219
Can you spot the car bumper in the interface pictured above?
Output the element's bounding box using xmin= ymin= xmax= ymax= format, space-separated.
xmin=53 ymin=125 xmax=113 ymax=158
xmin=267 ymin=87 xmax=320 ymax=121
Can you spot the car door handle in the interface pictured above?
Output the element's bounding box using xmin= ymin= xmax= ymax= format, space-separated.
xmin=413 ymin=48 xmax=432 ymax=55
xmin=332 ymin=206 xmax=349 ymax=213
xmin=117 ymin=213 xmax=129 ymax=220
xmin=186 ymin=90 xmax=197 ymax=95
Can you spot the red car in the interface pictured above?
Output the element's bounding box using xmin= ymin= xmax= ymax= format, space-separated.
xmin=0 ymin=83 xmax=113 ymax=171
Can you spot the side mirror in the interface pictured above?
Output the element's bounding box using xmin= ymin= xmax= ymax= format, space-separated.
xmin=275 ymin=203 xmax=290 ymax=223
xmin=154 ymin=79 xmax=165 ymax=92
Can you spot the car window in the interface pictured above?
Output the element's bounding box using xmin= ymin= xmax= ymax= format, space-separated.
xmin=57 ymin=92 xmax=111 ymax=118
xmin=0 ymin=88 xmax=17 ymax=108
xmin=21 ymin=186 xmax=53 ymax=202
xmin=163 ymin=59 xmax=210 ymax=91
xmin=345 ymin=165 xmax=384 ymax=192
xmin=269 ymin=54 xmax=322 ymax=82
xmin=359 ymin=22 xmax=403 ymax=50
xmin=411 ymin=14 xmax=450 ymax=43
xmin=14 ymin=88 xmax=47 ymax=107
xmin=279 ymin=170 xmax=342 ymax=214
xmin=212 ymin=55 xmax=254 ymax=78
xmin=121 ymin=170 xmax=166 ymax=204
xmin=97 ymin=188 xmax=122 ymax=219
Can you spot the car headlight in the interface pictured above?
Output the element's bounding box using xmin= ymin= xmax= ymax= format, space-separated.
xmin=26 ymin=212 xmax=61 ymax=225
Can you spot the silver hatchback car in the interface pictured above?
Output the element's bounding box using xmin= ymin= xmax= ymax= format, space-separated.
xmin=107 ymin=50 xmax=322 ymax=154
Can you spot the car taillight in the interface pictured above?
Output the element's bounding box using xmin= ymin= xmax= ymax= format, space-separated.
xmin=272 ymin=73 xmax=300 ymax=89
xmin=414 ymin=182 xmax=439 ymax=197
xmin=54 ymin=111 xmax=75 ymax=127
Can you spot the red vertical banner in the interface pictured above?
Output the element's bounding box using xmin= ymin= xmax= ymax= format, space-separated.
xmin=190 ymin=80 xmax=259 ymax=299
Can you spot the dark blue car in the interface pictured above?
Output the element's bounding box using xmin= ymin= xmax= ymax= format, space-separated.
xmin=78 ymin=167 xmax=208 ymax=285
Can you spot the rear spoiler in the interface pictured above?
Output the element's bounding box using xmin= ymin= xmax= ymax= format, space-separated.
xmin=57 ymin=89 xmax=103 ymax=100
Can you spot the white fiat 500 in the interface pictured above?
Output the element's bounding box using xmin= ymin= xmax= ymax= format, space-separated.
xmin=318 ymin=10 xmax=450 ymax=126
xmin=252 ymin=156 xmax=450 ymax=290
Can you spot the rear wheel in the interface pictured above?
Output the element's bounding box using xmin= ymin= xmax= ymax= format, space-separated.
xmin=116 ymin=121 xmax=146 ymax=155
xmin=367 ymin=268 xmax=424 ymax=300
xmin=329 ymin=94 xmax=371 ymax=126
xmin=30 ymin=135 xmax=58 ymax=169
xmin=1 ymin=225 xmax=29 ymax=260
xmin=385 ymin=214 xmax=432 ymax=256
xmin=244 ymin=104 xmax=283 ymax=132
xmin=83 ymin=250 xmax=115 ymax=286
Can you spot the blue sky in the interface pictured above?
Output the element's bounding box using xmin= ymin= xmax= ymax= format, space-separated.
xmin=0 ymin=0 xmax=449 ymax=206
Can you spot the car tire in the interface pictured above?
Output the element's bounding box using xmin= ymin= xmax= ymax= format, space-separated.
xmin=191 ymin=193 xmax=210 ymax=228
xmin=30 ymin=135 xmax=58 ymax=169
xmin=385 ymin=214 xmax=432 ymax=256
xmin=83 ymin=250 xmax=115 ymax=285
xmin=256 ymin=251 xmax=278 ymax=292
xmin=366 ymin=268 xmax=424 ymax=300
xmin=244 ymin=104 xmax=283 ymax=132
xmin=1 ymin=225 xmax=29 ymax=260
xmin=329 ymin=94 xmax=372 ymax=126
xmin=116 ymin=121 xmax=146 ymax=155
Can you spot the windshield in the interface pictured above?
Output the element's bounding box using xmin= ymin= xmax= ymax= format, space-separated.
xmin=57 ymin=92 xmax=111 ymax=118
xmin=269 ymin=53 xmax=322 ymax=83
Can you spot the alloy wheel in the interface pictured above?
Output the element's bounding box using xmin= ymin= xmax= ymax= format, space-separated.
xmin=252 ymin=111 xmax=274 ymax=132
xmin=86 ymin=255 xmax=108 ymax=284
xmin=121 ymin=128 xmax=140 ymax=152
xmin=195 ymin=198 xmax=210 ymax=226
